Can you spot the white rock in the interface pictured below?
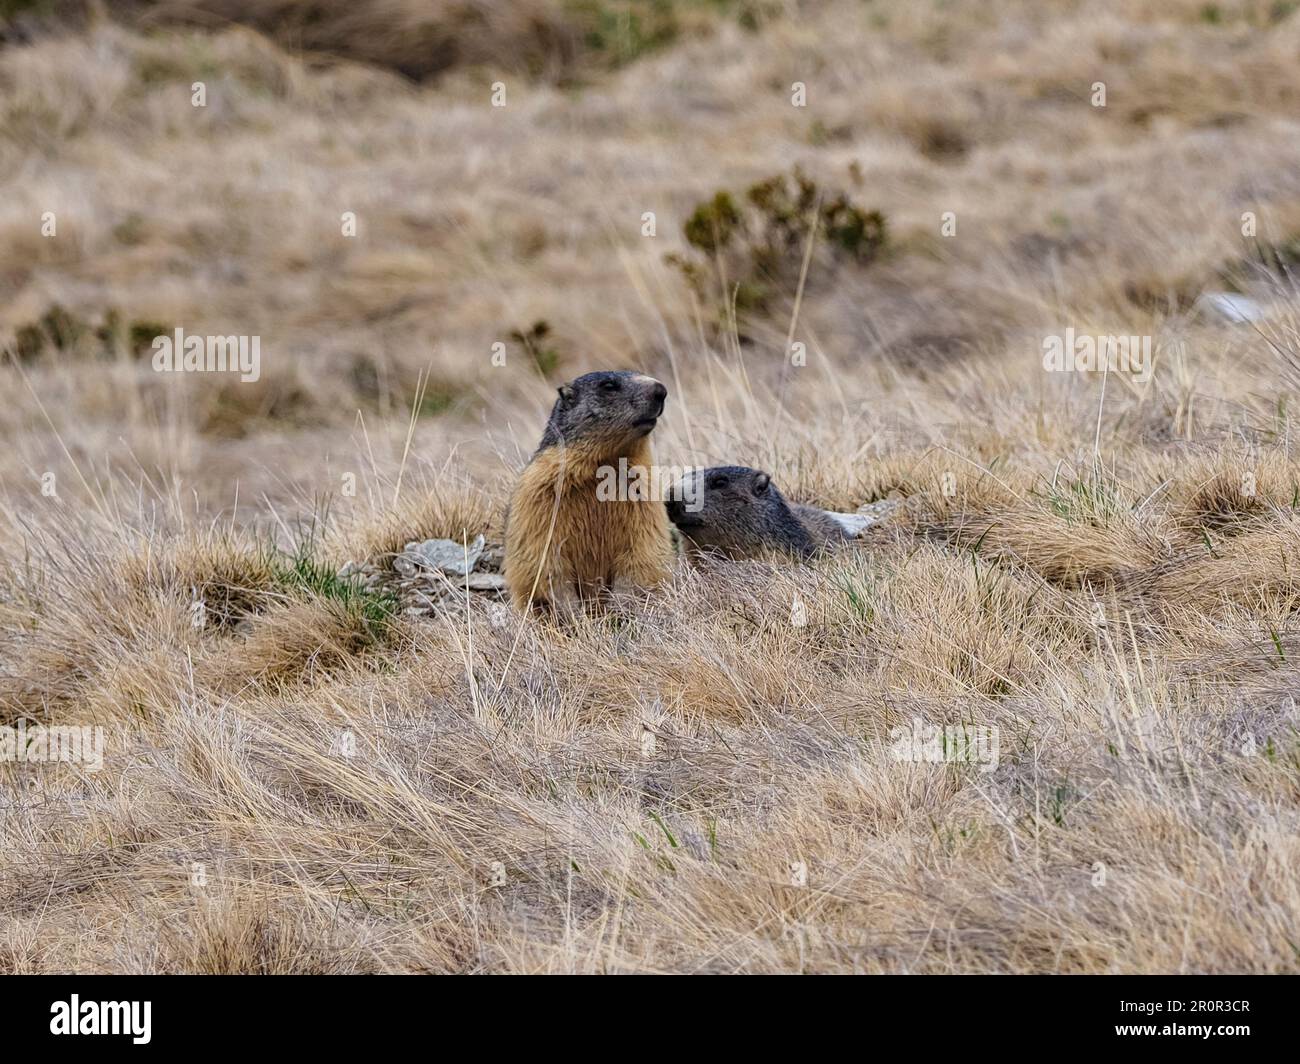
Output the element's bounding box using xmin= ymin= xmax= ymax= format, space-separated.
xmin=1195 ymin=292 xmax=1265 ymax=324
xmin=827 ymin=511 xmax=874 ymax=536
xmin=825 ymin=498 xmax=902 ymax=536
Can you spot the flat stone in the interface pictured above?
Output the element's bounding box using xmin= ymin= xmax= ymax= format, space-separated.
xmin=401 ymin=534 xmax=486 ymax=576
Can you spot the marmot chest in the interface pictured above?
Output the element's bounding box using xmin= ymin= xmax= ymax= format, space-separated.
xmin=553 ymin=482 xmax=662 ymax=573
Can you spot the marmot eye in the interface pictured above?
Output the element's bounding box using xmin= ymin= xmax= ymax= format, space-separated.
xmin=708 ymin=476 xmax=727 ymax=489
xmin=599 ymin=379 xmax=621 ymax=393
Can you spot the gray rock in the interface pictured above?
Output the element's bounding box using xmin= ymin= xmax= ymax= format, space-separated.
xmin=401 ymin=534 xmax=486 ymax=576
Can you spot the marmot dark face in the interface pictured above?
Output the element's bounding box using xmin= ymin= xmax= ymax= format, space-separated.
xmin=666 ymin=465 xmax=818 ymax=559
xmin=537 ymin=370 xmax=668 ymax=453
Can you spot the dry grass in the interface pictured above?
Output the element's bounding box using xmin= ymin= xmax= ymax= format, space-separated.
xmin=2 ymin=0 xmax=1300 ymax=972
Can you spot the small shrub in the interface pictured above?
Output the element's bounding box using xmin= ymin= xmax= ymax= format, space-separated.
xmin=508 ymin=320 xmax=564 ymax=378
xmin=573 ymin=0 xmax=682 ymax=68
xmin=669 ymin=168 xmax=886 ymax=329
xmin=7 ymin=305 xmax=170 ymax=363
xmin=682 ymin=191 xmax=743 ymax=254
xmin=0 ymin=0 xmax=57 ymax=18
xmin=98 ymin=309 xmax=172 ymax=358
xmin=11 ymin=304 xmax=92 ymax=362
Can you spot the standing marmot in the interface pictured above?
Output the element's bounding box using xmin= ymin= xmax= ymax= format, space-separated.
xmin=666 ymin=466 xmax=863 ymax=560
xmin=505 ymin=371 xmax=674 ymax=611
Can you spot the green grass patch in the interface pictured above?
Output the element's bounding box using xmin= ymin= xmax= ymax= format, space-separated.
xmin=271 ymin=545 xmax=400 ymax=638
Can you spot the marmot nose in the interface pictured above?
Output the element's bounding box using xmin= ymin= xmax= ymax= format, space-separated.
xmin=650 ymin=382 xmax=667 ymax=404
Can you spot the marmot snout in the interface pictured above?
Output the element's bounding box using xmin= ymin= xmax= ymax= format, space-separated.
xmin=667 ymin=466 xmax=851 ymax=560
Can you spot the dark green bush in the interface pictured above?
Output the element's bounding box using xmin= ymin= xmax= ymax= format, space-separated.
xmin=509 ymin=320 xmax=564 ymax=379
xmin=669 ymin=168 xmax=887 ymax=329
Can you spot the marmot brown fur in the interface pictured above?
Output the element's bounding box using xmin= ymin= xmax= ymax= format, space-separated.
xmin=666 ymin=466 xmax=851 ymax=560
xmin=504 ymin=370 xmax=674 ymax=611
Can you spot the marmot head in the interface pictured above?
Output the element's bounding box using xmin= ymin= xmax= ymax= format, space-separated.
xmin=665 ymin=465 xmax=816 ymax=559
xmin=538 ymin=371 xmax=668 ymax=453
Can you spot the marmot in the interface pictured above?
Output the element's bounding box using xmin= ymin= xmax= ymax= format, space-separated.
xmin=666 ymin=466 xmax=862 ymax=560
xmin=505 ymin=370 xmax=674 ymax=611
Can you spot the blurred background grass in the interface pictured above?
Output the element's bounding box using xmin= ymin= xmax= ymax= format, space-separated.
xmin=1 ymin=0 xmax=1297 ymax=521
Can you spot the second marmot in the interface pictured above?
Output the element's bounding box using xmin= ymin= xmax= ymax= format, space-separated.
xmin=666 ymin=465 xmax=867 ymax=560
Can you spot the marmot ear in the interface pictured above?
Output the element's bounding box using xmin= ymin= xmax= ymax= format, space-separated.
xmin=556 ymin=384 xmax=575 ymax=406
xmin=753 ymin=472 xmax=770 ymax=495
